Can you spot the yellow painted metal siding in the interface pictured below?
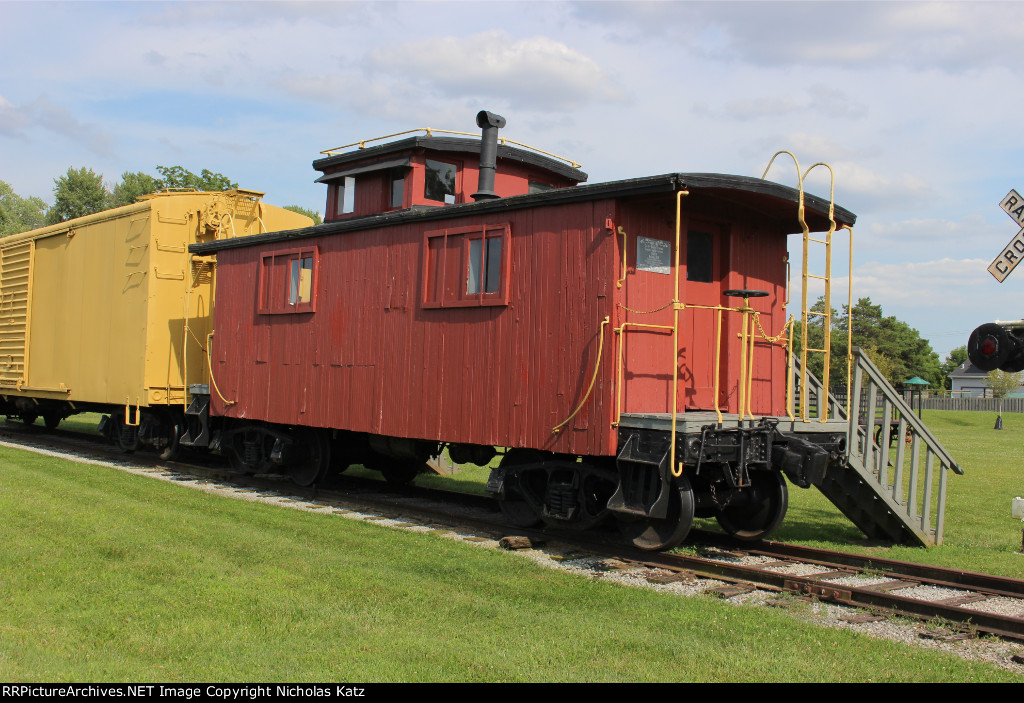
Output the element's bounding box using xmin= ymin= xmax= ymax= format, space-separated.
xmin=0 ymin=191 xmax=311 ymax=409
xmin=29 ymin=214 xmax=148 ymax=400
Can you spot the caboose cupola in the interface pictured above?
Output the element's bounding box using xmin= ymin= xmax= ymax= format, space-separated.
xmin=313 ymin=116 xmax=587 ymax=222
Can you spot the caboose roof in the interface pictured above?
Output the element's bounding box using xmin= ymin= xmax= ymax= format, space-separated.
xmin=312 ymin=135 xmax=588 ymax=184
xmin=190 ymin=172 xmax=856 ymax=254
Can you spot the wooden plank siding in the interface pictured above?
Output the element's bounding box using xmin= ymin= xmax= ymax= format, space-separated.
xmin=211 ymin=198 xmax=622 ymax=457
xmin=201 ymin=174 xmax=847 ymax=462
xmin=209 ymin=187 xmax=795 ymax=459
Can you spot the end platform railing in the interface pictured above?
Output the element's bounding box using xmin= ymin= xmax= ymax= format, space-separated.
xmin=791 ymin=348 xmax=962 ymax=546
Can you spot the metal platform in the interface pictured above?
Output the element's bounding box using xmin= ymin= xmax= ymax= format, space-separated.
xmin=620 ymin=348 xmax=962 ymax=547
xmin=618 ymin=412 xmax=849 ymax=436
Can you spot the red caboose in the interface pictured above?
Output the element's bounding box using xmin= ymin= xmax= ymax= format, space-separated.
xmin=190 ymin=112 xmax=855 ymax=550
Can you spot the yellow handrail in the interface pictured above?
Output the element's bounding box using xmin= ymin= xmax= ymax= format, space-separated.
xmin=206 ymin=332 xmax=236 ymax=406
xmin=841 ymin=223 xmax=854 ymax=417
xmin=320 ymin=127 xmax=582 ymax=169
xmin=801 ymin=162 xmax=837 ymax=422
xmin=614 ymin=322 xmax=674 ymax=427
xmin=552 ymin=317 xmax=610 ymax=434
xmin=614 ymin=301 xmax=791 ymax=429
xmin=669 ymin=191 xmax=689 ymax=476
xmin=762 ymin=151 xmax=849 ymax=423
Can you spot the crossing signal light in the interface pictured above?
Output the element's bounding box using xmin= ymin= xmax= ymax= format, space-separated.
xmin=968 ymin=322 xmax=1024 ymax=372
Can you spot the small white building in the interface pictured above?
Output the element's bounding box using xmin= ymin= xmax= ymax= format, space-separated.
xmin=948 ymin=360 xmax=1024 ymax=397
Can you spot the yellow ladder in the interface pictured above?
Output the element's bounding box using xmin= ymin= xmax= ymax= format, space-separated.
xmin=762 ymin=152 xmax=852 ymax=422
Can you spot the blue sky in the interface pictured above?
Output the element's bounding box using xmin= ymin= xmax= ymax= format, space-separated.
xmin=3 ymin=0 xmax=1024 ymax=360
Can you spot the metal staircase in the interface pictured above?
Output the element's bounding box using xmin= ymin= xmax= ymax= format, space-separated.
xmin=762 ymin=151 xmax=961 ymax=546
xmin=792 ymin=349 xmax=962 ymax=546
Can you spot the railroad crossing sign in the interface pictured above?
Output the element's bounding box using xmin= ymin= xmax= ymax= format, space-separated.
xmin=989 ymin=190 xmax=1024 ymax=282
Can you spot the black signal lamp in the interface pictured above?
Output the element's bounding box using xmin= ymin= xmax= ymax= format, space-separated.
xmin=968 ymin=322 xmax=1024 ymax=373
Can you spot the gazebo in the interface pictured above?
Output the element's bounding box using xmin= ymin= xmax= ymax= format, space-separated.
xmin=904 ymin=376 xmax=929 ymax=418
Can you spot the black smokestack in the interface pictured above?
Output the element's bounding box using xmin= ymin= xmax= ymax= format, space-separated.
xmin=472 ymin=110 xmax=506 ymax=201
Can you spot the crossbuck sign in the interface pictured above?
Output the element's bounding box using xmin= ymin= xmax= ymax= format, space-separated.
xmin=990 ymin=189 xmax=1024 ymax=282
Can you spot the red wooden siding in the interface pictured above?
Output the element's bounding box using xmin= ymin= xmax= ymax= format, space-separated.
xmin=210 ymin=187 xmax=794 ymax=460
xmin=613 ymin=197 xmax=789 ymax=418
xmin=212 ymin=198 xmax=621 ymax=457
xmin=325 ymin=149 xmax=579 ymax=221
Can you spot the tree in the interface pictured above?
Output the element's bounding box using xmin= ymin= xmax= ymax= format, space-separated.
xmin=793 ymin=296 xmax=942 ymax=388
xmin=154 ymin=166 xmax=236 ymax=192
xmin=986 ymin=369 xmax=1023 ymax=398
xmin=283 ymin=205 xmax=322 ymax=225
xmin=109 ymin=171 xmax=158 ymax=207
xmin=940 ymin=345 xmax=968 ymax=390
xmin=0 ymin=181 xmax=48 ymax=236
xmin=45 ymin=167 xmax=108 ymax=224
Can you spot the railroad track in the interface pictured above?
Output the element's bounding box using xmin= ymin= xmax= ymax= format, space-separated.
xmin=4 ymin=420 xmax=1024 ymax=650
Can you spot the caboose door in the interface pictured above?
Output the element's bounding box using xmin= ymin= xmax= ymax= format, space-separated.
xmin=619 ymin=216 xmax=728 ymax=416
xmin=678 ymin=220 xmax=728 ymax=411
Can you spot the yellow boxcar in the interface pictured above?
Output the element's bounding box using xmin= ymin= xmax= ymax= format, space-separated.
xmin=0 ymin=189 xmax=311 ymax=453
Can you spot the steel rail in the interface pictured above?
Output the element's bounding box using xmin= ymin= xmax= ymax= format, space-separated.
xmin=628 ymin=549 xmax=1024 ymax=642
xmin=690 ymin=530 xmax=1024 ymax=598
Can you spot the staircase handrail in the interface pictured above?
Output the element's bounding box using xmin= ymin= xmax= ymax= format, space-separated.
xmin=848 ymin=347 xmax=962 ymax=475
xmin=789 ymin=354 xmax=847 ymax=421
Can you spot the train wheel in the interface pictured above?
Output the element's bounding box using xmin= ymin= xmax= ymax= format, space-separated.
xmin=111 ymin=415 xmax=140 ymax=453
xmin=616 ymin=474 xmax=695 ymax=551
xmin=43 ymin=411 xmax=62 ymax=430
xmin=290 ymin=428 xmax=331 ymax=487
xmin=22 ymin=413 xmax=38 ymax=426
xmin=715 ymin=470 xmax=788 ymax=541
xmin=222 ymin=420 xmax=256 ymax=474
xmin=542 ymin=469 xmax=617 ymax=531
xmin=380 ymin=460 xmax=420 ymax=485
xmin=497 ymin=449 xmax=545 ymax=528
xmin=226 ymin=446 xmax=253 ymax=474
xmin=158 ymin=420 xmax=182 ymax=461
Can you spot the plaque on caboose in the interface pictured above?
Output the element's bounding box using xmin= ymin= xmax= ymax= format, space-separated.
xmin=636 ymin=236 xmax=671 ymax=275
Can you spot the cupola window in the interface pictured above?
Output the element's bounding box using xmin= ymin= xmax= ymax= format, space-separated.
xmin=336 ymin=177 xmax=355 ymax=216
xmin=424 ymin=159 xmax=458 ymax=204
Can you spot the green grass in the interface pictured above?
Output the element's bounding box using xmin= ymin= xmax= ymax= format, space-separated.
xmin=770 ymin=410 xmax=1024 ymax=578
xmin=1 ymin=444 xmax=1020 ymax=682
xmin=57 ymin=412 xmax=105 ymax=435
xmin=35 ymin=409 xmax=1024 ymax=578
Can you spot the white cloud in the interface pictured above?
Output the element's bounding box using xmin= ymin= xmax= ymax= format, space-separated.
xmin=0 ymin=94 xmax=30 ymax=137
xmin=0 ymin=93 xmax=115 ymax=157
xmin=866 ymin=215 xmax=997 ymax=244
xmin=699 ymin=85 xmax=867 ymax=122
xmin=855 ymin=257 xmax=992 ymax=305
xmin=573 ymin=1 xmax=1024 ymax=72
xmin=364 ymin=31 xmax=624 ymax=112
xmin=827 ymin=161 xmax=934 ymax=211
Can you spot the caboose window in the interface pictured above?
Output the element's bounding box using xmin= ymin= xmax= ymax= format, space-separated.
xmin=424 ymin=159 xmax=457 ymax=204
xmin=423 ymin=223 xmax=509 ymax=307
xmin=336 ymin=177 xmax=355 ymax=215
xmin=289 ymin=256 xmax=314 ymax=305
xmin=466 ymin=236 xmax=502 ymax=295
xmin=687 ymin=230 xmax=714 ymax=283
xmin=259 ymin=247 xmax=318 ymax=314
xmin=390 ymin=169 xmax=405 ymax=208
